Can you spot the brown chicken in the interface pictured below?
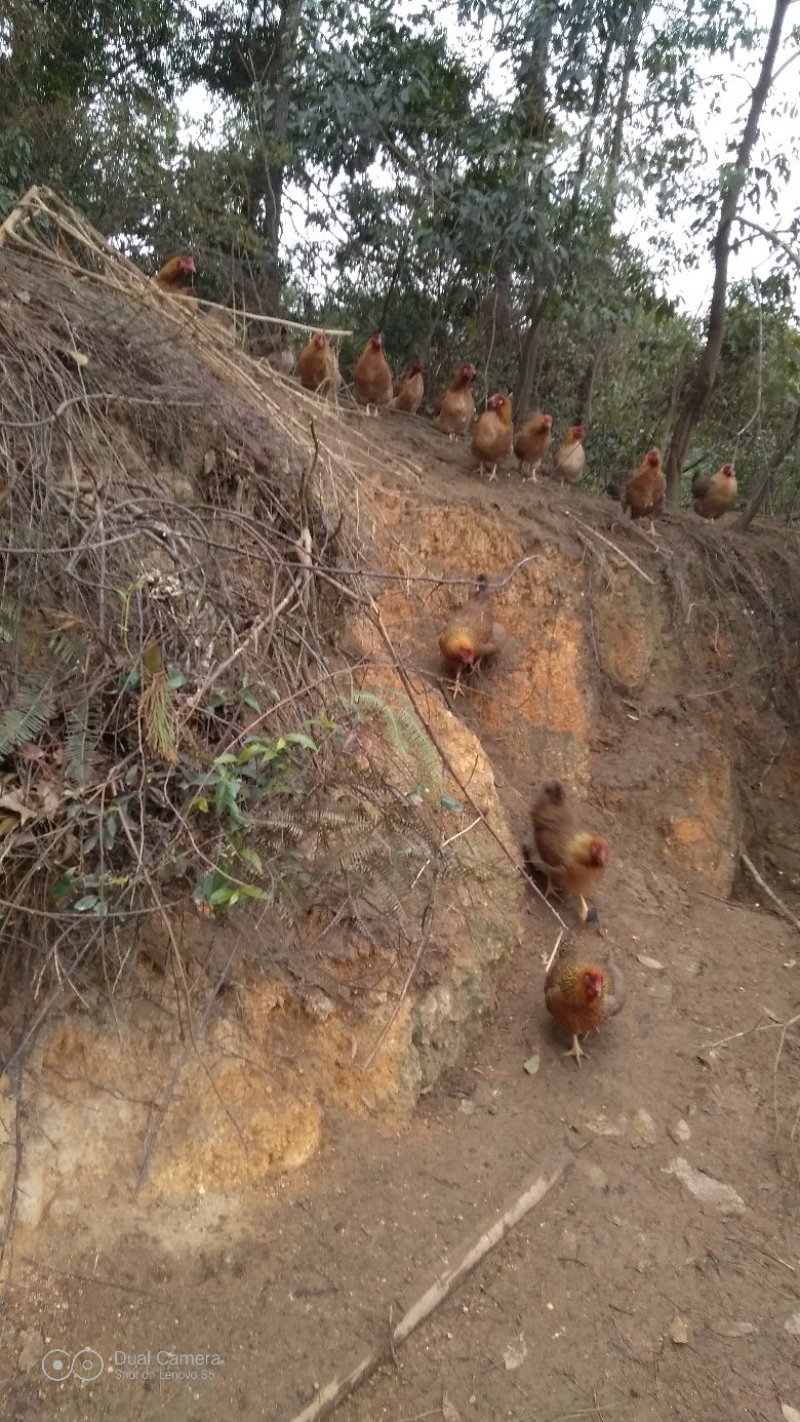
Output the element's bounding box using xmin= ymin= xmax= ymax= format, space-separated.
xmin=514 ymin=412 xmax=553 ymax=480
xmin=545 ymin=938 xmax=626 ymax=1067
xmin=438 ymin=574 xmax=506 ymax=696
xmin=530 ymin=780 xmax=609 ymax=924
xmin=472 ymin=394 xmax=513 ymax=480
xmin=622 ymin=447 xmax=665 ymax=531
xmin=551 ymin=423 xmax=587 ymax=484
xmin=152 ymin=254 xmax=196 ymax=294
xmin=352 ymin=331 xmax=393 ymax=413
xmin=297 ymin=331 xmax=341 ymax=395
xmin=250 ymin=325 xmax=295 ymax=374
xmin=391 ymin=358 xmax=424 ymax=413
xmin=692 ymin=462 xmax=737 ymax=519
xmin=433 ymin=363 xmax=476 ymax=438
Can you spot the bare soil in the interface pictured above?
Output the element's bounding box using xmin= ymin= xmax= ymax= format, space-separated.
xmin=2 ymin=404 xmax=800 ymax=1422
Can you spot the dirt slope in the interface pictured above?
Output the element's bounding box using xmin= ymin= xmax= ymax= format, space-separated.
xmin=2 ymin=397 xmax=800 ymax=1422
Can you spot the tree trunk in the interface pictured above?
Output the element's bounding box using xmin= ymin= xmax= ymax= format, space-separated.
xmin=605 ymin=0 xmax=649 ymax=207
xmin=259 ymin=0 xmax=301 ymax=314
xmin=577 ymin=349 xmax=599 ymax=428
xmin=665 ymin=0 xmax=792 ymax=504
xmin=515 ymin=293 xmax=548 ymax=418
xmin=570 ymin=31 xmax=614 ymax=220
xmin=738 ymin=398 xmax=800 ymax=531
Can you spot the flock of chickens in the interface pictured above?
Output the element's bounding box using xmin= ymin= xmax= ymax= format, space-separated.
xmin=151 ymin=257 xmax=738 ymax=525
xmin=152 ymin=255 xmax=731 ymax=1069
xmin=437 ymin=575 xmax=622 ymax=1068
xmin=292 ymin=327 xmax=738 ymax=525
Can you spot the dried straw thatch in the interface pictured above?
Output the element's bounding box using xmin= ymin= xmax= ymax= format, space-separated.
xmin=0 ymin=188 xmax=453 ymax=1051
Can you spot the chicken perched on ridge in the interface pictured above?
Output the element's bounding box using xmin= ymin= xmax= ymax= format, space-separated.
xmin=529 ymin=780 xmax=608 ymax=924
xmin=353 ymin=331 xmax=393 ymax=413
xmin=391 ymin=359 xmax=424 ymax=413
xmin=433 ymin=363 xmax=476 ymax=439
xmin=551 ymin=423 xmax=586 ymax=484
xmin=692 ymin=462 xmax=737 ymax=520
xmin=438 ymin=574 xmax=506 ymax=697
xmin=297 ymin=331 xmax=341 ymax=395
xmin=514 ymin=412 xmax=552 ymax=481
xmin=622 ymin=447 xmax=665 ymax=532
xmin=152 ymin=254 xmax=196 ymax=296
xmin=545 ymin=938 xmax=626 ymax=1067
xmin=471 ymin=394 xmax=513 ymax=479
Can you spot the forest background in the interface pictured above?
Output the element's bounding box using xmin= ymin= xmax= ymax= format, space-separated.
xmin=2 ymin=0 xmax=800 ymax=510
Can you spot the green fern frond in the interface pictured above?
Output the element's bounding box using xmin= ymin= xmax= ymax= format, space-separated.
xmin=64 ymin=694 xmax=104 ymax=786
xmin=0 ymin=669 xmax=55 ymax=755
xmin=0 ymin=595 xmax=23 ymax=646
xmin=350 ymin=687 xmax=443 ymax=794
xmin=0 ymin=521 xmax=46 ymax=551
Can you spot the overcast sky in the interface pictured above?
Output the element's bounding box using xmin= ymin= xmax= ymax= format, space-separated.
xmin=182 ymin=3 xmax=800 ymax=320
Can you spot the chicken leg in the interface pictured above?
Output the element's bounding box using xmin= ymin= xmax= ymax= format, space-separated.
xmin=566 ymin=1034 xmax=588 ymax=1068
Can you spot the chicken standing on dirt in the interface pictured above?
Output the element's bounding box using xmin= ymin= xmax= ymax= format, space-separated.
xmin=433 ymin=363 xmax=476 ymax=439
xmin=472 ymin=394 xmax=513 ymax=480
xmin=692 ymin=462 xmax=737 ymax=520
xmin=438 ymin=575 xmax=506 ymax=697
xmin=622 ymin=447 xmax=665 ymax=532
xmin=391 ymin=359 xmax=424 ymax=413
xmin=551 ymin=424 xmax=587 ymax=484
xmin=297 ymin=331 xmax=341 ymax=395
xmin=529 ymin=780 xmax=609 ymax=924
xmin=545 ymin=938 xmax=626 ymax=1067
xmin=353 ymin=331 xmax=393 ymax=414
xmin=514 ymin=412 xmax=552 ymax=481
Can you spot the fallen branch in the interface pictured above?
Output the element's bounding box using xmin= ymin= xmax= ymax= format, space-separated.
xmin=284 ymin=1151 xmax=573 ymax=1422
xmin=740 ymin=852 xmax=800 ymax=933
xmin=563 ymin=511 xmax=656 ymax=585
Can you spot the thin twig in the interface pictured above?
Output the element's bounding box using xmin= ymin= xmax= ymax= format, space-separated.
xmin=563 ymin=511 xmax=657 ymax=584
xmin=740 ymin=852 xmax=800 ymax=933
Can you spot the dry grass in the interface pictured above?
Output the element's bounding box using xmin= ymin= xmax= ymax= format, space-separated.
xmin=0 ymin=188 xmax=463 ymax=1066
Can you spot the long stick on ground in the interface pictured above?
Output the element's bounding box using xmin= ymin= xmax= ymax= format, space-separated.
xmin=740 ymin=851 xmax=800 ymax=933
xmin=284 ymin=1150 xmax=573 ymax=1422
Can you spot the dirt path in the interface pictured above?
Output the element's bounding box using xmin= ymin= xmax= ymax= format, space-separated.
xmin=3 ymin=883 xmax=799 ymax=1422
xmin=2 ymin=408 xmax=799 ymax=1422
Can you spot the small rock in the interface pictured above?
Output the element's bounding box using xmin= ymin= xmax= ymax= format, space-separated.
xmin=459 ymin=1099 xmax=476 ymax=1116
xmin=442 ymin=1395 xmax=463 ymax=1422
xmin=744 ymin=1071 xmax=760 ymax=1095
xmin=633 ymin=1108 xmax=657 ymax=1148
xmin=781 ymin=1406 xmax=800 ymax=1422
xmin=635 ymin=1256 xmax=652 ymax=1275
xmin=17 ymin=1329 xmax=44 ymax=1374
xmin=649 ymin=980 xmax=673 ymax=1007
xmin=669 ymin=1119 xmax=691 ymax=1145
xmin=710 ymin=1319 xmax=757 ymax=1338
xmin=503 ymin=1336 xmax=527 ymax=1371
xmin=557 ymin=1229 xmax=579 ymax=1262
xmin=523 ymin=1053 xmax=540 ymax=1077
xmin=785 ymin=1313 xmax=800 ymax=1336
xmin=665 ymin=1157 xmax=746 ymax=1216
xmin=669 ymin=1316 xmax=689 ymax=1345
xmin=637 ymin=954 xmax=664 ymax=971
xmin=579 ymin=1161 xmax=608 ymax=1190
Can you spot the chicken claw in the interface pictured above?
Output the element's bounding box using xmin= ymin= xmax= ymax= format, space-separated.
xmin=566 ymin=1034 xmax=588 ymax=1068
xmin=487 ymin=464 xmax=498 ymax=481
xmin=451 ymin=666 xmax=465 ymax=699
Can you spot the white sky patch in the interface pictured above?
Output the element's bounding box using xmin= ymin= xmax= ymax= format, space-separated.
xmin=176 ymin=3 xmax=800 ymax=318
